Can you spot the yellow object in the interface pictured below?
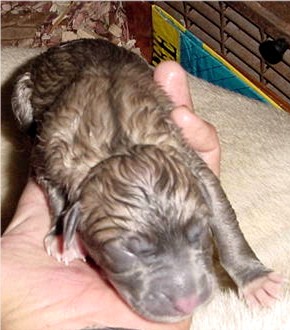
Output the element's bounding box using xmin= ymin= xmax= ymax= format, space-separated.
xmin=152 ymin=5 xmax=184 ymax=65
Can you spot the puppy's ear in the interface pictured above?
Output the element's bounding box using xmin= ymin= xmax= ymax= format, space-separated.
xmin=63 ymin=202 xmax=81 ymax=249
xmin=185 ymin=152 xmax=270 ymax=287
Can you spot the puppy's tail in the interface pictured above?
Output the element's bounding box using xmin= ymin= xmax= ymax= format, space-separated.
xmin=11 ymin=72 xmax=35 ymax=134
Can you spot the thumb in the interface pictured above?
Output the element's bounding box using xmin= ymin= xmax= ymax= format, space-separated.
xmin=171 ymin=106 xmax=221 ymax=177
xmin=154 ymin=61 xmax=193 ymax=109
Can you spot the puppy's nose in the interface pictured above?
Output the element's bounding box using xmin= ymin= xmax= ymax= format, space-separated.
xmin=174 ymin=294 xmax=200 ymax=314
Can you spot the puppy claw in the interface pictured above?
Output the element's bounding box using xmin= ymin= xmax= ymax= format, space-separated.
xmin=44 ymin=230 xmax=87 ymax=265
xmin=240 ymin=272 xmax=285 ymax=308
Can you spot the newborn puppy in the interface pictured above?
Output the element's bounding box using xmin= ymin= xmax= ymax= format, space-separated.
xmin=12 ymin=39 xmax=282 ymax=322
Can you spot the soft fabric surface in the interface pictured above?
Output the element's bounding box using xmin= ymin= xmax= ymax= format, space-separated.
xmin=1 ymin=47 xmax=290 ymax=329
xmin=187 ymin=75 xmax=290 ymax=329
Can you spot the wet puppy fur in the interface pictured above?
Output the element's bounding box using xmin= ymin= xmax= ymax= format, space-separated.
xmin=12 ymin=39 xmax=275 ymax=322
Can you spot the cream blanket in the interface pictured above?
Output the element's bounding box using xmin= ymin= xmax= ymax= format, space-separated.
xmin=1 ymin=47 xmax=290 ymax=329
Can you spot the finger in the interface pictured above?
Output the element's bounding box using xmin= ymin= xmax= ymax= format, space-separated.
xmin=171 ymin=106 xmax=218 ymax=152
xmin=154 ymin=61 xmax=193 ymax=109
xmin=154 ymin=62 xmax=220 ymax=176
xmin=171 ymin=106 xmax=221 ymax=177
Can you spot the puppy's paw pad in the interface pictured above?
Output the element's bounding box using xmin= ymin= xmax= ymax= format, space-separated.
xmin=240 ymin=272 xmax=284 ymax=308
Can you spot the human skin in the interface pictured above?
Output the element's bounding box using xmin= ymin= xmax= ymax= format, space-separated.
xmin=1 ymin=61 xmax=220 ymax=330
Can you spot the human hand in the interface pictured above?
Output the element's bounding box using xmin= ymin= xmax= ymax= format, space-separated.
xmin=154 ymin=61 xmax=220 ymax=177
xmin=2 ymin=179 xmax=191 ymax=330
xmin=1 ymin=61 xmax=220 ymax=330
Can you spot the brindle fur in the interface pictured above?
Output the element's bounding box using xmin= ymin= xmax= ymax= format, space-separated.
xmin=12 ymin=39 xmax=271 ymax=322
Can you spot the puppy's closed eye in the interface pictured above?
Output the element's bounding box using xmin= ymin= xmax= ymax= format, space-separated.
xmin=185 ymin=222 xmax=208 ymax=245
xmin=125 ymin=235 xmax=157 ymax=257
xmin=185 ymin=206 xmax=210 ymax=246
xmin=102 ymin=240 xmax=138 ymax=273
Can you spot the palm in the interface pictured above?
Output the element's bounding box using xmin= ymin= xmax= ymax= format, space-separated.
xmin=2 ymin=181 xmax=189 ymax=330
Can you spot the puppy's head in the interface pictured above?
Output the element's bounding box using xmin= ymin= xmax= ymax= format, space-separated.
xmin=74 ymin=145 xmax=215 ymax=322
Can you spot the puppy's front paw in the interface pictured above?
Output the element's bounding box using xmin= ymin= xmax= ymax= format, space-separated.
xmin=239 ymin=272 xmax=285 ymax=308
xmin=44 ymin=232 xmax=87 ymax=265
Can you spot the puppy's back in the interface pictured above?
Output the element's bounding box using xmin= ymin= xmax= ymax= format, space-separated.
xmin=27 ymin=40 xmax=175 ymax=200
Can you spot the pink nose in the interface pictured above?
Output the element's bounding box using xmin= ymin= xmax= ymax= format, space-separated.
xmin=175 ymin=294 xmax=200 ymax=314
